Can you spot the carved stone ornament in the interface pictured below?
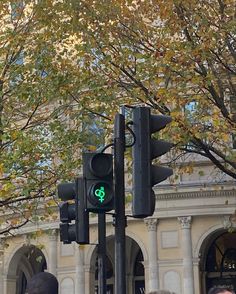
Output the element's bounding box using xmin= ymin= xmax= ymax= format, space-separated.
xmin=222 ymin=215 xmax=233 ymax=229
xmin=178 ymin=216 xmax=192 ymax=229
xmin=49 ymin=229 xmax=57 ymax=241
xmin=144 ymin=218 xmax=158 ymax=232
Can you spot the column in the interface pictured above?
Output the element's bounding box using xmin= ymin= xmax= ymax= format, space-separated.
xmin=48 ymin=229 xmax=58 ymax=276
xmin=75 ymin=245 xmax=85 ymax=294
xmin=145 ymin=218 xmax=159 ymax=292
xmin=0 ymin=239 xmax=4 ymax=294
xmin=178 ymin=216 xmax=194 ymax=294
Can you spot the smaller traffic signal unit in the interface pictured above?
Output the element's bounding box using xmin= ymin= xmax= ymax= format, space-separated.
xmin=58 ymin=178 xmax=89 ymax=244
xmin=83 ymin=153 xmax=114 ymax=213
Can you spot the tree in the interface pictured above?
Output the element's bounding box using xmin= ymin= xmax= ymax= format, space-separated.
xmin=0 ymin=0 xmax=235 ymax=235
xmin=0 ymin=0 xmax=112 ymax=234
xmin=72 ymin=0 xmax=236 ymax=178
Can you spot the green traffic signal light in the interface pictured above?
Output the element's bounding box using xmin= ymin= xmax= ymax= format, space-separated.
xmin=95 ymin=185 xmax=106 ymax=203
xmin=89 ymin=182 xmax=113 ymax=207
xmin=83 ymin=152 xmax=114 ymax=212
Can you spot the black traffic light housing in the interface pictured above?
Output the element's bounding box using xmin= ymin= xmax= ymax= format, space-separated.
xmin=57 ymin=178 xmax=89 ymax=244
xmin=132 ymin=107 xmax=173 ymax=218
xmin=83 ymin=153 xmax=114 ymax=212
xmin=58 ymin=183 xmax=76 ymax=223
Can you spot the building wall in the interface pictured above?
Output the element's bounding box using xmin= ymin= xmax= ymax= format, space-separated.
xmin=0 ymin=171 xmax=236 ymax=294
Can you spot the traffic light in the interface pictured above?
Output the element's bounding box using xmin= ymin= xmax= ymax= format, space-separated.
xmin=83 ymin=152 xmax=114 ymax=212
xmin=132 ymin=106 xmax=173 ymax=218
xmin=57 ymin=178 xmax=89 ymax=244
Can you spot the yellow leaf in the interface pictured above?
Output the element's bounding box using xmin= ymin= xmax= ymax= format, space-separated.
xmin=0 ymin=164 xmax=3 ymax=177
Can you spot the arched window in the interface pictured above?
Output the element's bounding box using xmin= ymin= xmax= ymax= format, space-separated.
xmin=94 ymin=255 xmax=114 ymax=294
xmin=205 ymin=232 xmax=236 ymax=292
xmin=134 ymin=249 xmax=144 ymax=277
xmin=95 ymin=255 xmax=113 ymax=280
xmin=8 ymin=245 xmax=47 ymax=294
xmin=133 ymin=249 xmax=145 ymax=294
xmin=221 ymin=248 xmax=236 ymax=272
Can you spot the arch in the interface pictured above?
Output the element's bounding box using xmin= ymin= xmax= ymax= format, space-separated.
xmin=133 ymin=248 xmax=145 ymax=294
xmin=6 ymin=244 xmax=47 ymax=294
xmin=5 ymin=242 xmax=49 ymax=276
xmin=16 ymin=255 xmax=34 ymax=281
xmin=192 ymin=224 xmax=227 ymax=294
xmin=126 ymin=230 xmax=148 ymax=263
xmin=86 ymin=233 xmax=146 ymax=293
xmin=133 ymin=249 xmax=144 ymax=277
xmin=194 ymin=224 xmax=226 ymax=259
xmin=85 ymin=233 xmax=114 ymax=267
xmin=85 ymin=230 xmax=148 ymax=267
xmin=89 ymin=242 xmax=114 ymax=294
xmin=85 ymin=233 xmax=148 ymax=275
xmin=7 ymin=244 xmax=47 ymax=276
xmin=196 ymin=225 xmax=236 ymax=293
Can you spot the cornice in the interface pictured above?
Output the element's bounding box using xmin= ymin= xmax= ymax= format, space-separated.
xmin=156 ymin=188 xmax=236 ymax=201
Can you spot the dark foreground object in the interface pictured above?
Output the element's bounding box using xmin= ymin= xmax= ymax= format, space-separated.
xmin=27 ymin=272 xmax=58 ymax=294
xmin=208 ymin=287 xmax=235 ymax=294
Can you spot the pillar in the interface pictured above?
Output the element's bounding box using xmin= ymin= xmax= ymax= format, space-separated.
xmin=48 ymin=229 xmax=58 ymax=276
xmin=75 ymin=245 xmax=85 ymax=294
xmin=178 ymin=216 xmax=194 ymax=294
xmin=145 ymin=218 xmax=159 ymax=292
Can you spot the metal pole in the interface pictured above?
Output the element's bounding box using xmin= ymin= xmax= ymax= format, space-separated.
xmin=98 ymin=213 xmax=106 ymax=294
xmin=114 ymin=113 xmax=126 ymax=294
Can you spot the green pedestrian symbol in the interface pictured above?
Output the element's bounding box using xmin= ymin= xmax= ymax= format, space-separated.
xmin=95 ymin=186 xmax=106 ymax=203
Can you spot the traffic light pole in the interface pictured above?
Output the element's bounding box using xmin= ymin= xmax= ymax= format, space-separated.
xmin=98 ymin=213 xmax=106 ymax=294
xmin=114 ymin=113 xmax=126 ymax=294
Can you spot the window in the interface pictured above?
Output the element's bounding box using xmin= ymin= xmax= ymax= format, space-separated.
xmin=205 ymin=232 xmax=236 ymax=291
xmin=95 ymin=255 xmax=113 ymax=280
xmin=82 ymin=113 xmax=105 ymax=151
xmin=133 ymin=249 xmax=145 ymax=294
xmin=94 ymin=255 xmax=114 ymax=294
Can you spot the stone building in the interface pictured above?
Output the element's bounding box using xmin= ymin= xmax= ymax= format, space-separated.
xmin=0 ymin=156 xmax=236 ymax=294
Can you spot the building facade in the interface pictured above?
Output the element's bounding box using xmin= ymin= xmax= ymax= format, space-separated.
xmin=0 ymin=160 xmax=236 ymax=294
